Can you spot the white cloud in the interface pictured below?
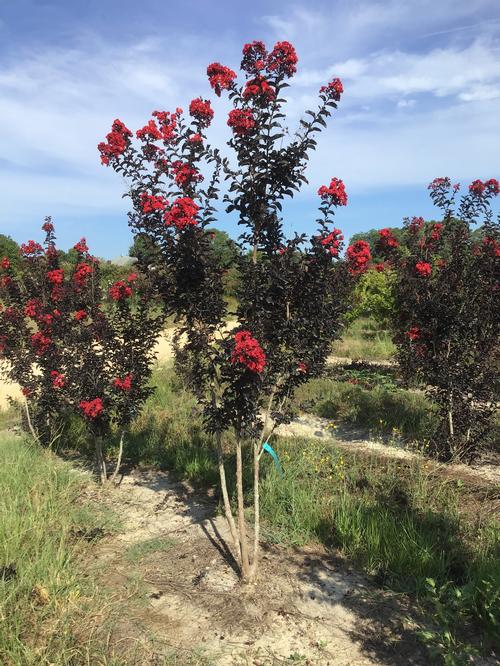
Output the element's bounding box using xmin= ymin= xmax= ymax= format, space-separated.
xmin=0 ymin=5 xmax=499 ymax=251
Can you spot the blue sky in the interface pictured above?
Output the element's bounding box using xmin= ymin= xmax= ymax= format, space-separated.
xmin=1 ymin=0 xmax=499 ymax=257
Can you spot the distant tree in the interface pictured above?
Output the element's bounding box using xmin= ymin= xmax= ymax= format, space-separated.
xmin=207 ymin=228 xmax=239 ymax=268
xmin=129 ymin=232 xmax=161 ymax=267
xmin=0 ymin=235 xmax=20 ymax=271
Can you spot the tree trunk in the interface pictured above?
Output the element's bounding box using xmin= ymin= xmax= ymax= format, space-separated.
xmin=235 ymin=436 xmax=250 ymax=580
xmin=248 ymin=439 xmax=261 ymax=582
xmin=216 ymin=433 xmax=242 ymax=566
xmin=110 ymin=431 xmax=125 ymax=485
xmin=95 ymin=437 xmax=107 ymax=484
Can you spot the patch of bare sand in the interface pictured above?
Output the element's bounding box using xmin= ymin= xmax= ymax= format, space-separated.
xmin=95 ymin=468 xmax=427 ymax=665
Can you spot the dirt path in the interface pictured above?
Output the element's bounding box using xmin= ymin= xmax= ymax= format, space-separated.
xmin=276 ymin=414 xmax=500 ymax=487
xmin=96 ymin=468 xmax=427 ymax=665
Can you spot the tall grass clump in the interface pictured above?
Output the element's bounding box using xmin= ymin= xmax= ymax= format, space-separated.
xmin=259 ymin=437 xmax=499 ymax=658
xmin=0 ymin=434 xmax=118 ymax=664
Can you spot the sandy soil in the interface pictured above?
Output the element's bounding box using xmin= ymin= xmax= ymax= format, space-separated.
xmin=94 ymin=467 xmax=428 ymax=665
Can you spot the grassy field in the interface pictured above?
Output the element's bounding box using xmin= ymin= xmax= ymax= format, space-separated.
xmin=331 ymin=317 xmax=395 ymax=361
xmin=2 ymin=357 xmax=498 ymax=663
xmin=0 ymin=433 xmax=121 ymax=665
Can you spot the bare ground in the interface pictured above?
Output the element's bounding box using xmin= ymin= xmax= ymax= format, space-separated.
xmin=93 ymin=467 xmax=428 ymax=665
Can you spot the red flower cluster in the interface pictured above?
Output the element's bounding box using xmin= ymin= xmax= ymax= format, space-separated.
xmin=42 ymin=221 xmax=54 ymax=233
xmin=241 ymin=41 xmax=267 ymax=73
xmin=74 ymin=262 xmax=92 ymax=286
xmin=483 ymin=236 xmax=500 ymax=257
xmin=47 ymin=268 xmax=64 ymax=284
xmin=319 ymin=78 xmax=343 ymax=101
xmin=297 ymin=362 xmax=308 ymax=373
xmin=152 ymin=109 xmax=179 ymax=142
xmin=346 ymin=240 xmax=371 ymax=276
xmin=207 ymin=62 xmax=237 ymax=96
xmin=51 ymin=370 xmax=65 ymax=388
xmin=136 ymin=119 xmax=162 ymax=142
xmin=318 ymin=178 xmax=348 ymax=206
xmin=109 ymin=280 xmax=133 ymax=301
xmin=267 ymin=41 xmax=298 ymax=78
xmin=73 ymin=238 xmax=89 ymax=254
xmin=164 ymin=197 xmax=199 ymax=230
xmin=188 ymin=133 xmax=203 ymax=144
xmin=378 ymin=228 xmax=399 ymax=248
xmin=20 ymin=240 xmax=43 ymax=257
xmin=429 ymin=223 xmax=443 ymax=242
xmin=405 ymin=326 xmax=421 ymax=341
xmin=113 ymin=374 xmax=132 ymax=391
xmin=140 ymin=192 xmax=167 ymax=213
xmin=415 ymin=261 xmax=431 ymax=277
xmin=375 ymin=263 xmax=386 ymax=272
xmin=80 ymin=398 xmax=103 ymax=419
xmin=243 ymin=75 xmax=275 ymax=102
xmin=189 ymin=98 xmax=214 ymax=128
xmin=172 ymin=161 xmax=203 ymax=188
xmin=74 ymin=310 xmax=87 ymax=321
xmin=1 ymin=257 xmax=11 ymax=270
xmin=319 ymin=228 xmax=344 ymax=256
xmin=409 ymin=216 xmax=425 ymax=233
xmin=469 ymin=178 xmax=500 ymax=197
xmin=231 ymin=330 xmax=266 ymax=373
xmin=24 ymin=299 xmax=40 ymax=318
xmin=428 ymin=177 xmax=451 ymax=190
xmin=227 ymin=109 xmax=256 ymax=136
xmin=31 ymin=331 xmax=51 ymax=356
xmin=98 ymin=119 xmax=132 ymax=166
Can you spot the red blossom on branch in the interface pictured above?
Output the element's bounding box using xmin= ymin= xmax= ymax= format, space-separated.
xmin=74 ymin=262 xmax=92 ymax=286
xmin=267 ymin=41 xmax=298 ymax=77
xmin=319 ymin=228 xmax=344 ymax=256
xmin=231 ymin=330 xmax=266 ymax=373
xmin=346 ymin=240 xmax=371 ymax=276
xmin=164 ymin=197 xmax=199 ymax=230
xmin=47 ymin=268 xmax=64 ymax=284
xmin=51 ymin=370 xmax=65 ymax=388
xmin=109 ymin=280 xmax=133 ymax=301
xmin=98 ymin=119 xmax=132 ymax=166
xmin=80 ymin=398 xmax=103 ymax=419
xmin=73 ymin=238 xmax=89 ymax=254
xmin=1 ymin=257 xmax=11 ymax=270
xmin=207 ymin=62 xmax=237 ymax=96
xmin=20 ymin=240 xmax=43 ymax=257
xmin=243 ymin=75 xmax=275 ymax=102
xmin=227 ymin=109 xmax=256 ymax=136
xmin=318 ymin=178 xmax=348 ymax=206
xmin=172 ymin=161 xmax=203 ymax=188
xmin=140 ymin=192 xmax=167 ymax=214
xmin=189 ymin=98 xmax=214 ymax=128
xmin=241 ymin=41 xmax=268 ymax=73
xmin=320 ymin=78 xmax=343 ymax=101
xmin=113 ymin=374 xmax=133 ymax=391
xmin=415 ymin=261 xmax=432 ymax=277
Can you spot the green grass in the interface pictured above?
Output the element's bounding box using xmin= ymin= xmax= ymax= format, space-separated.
xmin=0 ymin=433 xmax=121 ymax=665
xmin=259 ymin=438 xmax=499 ymax=654
xmin=292 ymin=376 xmax=437 ymax=442
xmin=332 ymin=317 xmax=395 ymax=361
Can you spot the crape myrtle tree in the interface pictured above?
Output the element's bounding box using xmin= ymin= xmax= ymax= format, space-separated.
xmin=0 ymin=220 xmax=165 ymax=482
xmin=383 ymin=178 xmax=499 ymax=462
xmin=99 ymin=40 xmax=370 ymax=580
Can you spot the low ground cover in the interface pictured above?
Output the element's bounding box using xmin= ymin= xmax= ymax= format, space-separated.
xmin=0 ymin=434 xmax=120 ymax=664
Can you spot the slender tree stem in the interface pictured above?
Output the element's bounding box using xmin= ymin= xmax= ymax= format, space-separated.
xmin=95 ymin=437 xmax=107 ymax=485
xmin=235 ymin=435 xmax=250 ymax=580
xmin=24 ymin=399 xmax=41 ymax=445
xmin=249 ymin=440 xmax=260 ymax=581
xmin=110 ymin=431 xmax=125 ymax=485
xmin=216 ymin=433 xmax=242 ymax=566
